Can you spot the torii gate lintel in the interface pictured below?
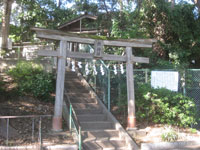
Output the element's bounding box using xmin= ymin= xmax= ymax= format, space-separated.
xmin=32 ymin=28 xmax=156 ymax=131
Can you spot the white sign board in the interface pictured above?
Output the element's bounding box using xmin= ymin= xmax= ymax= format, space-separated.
xmin=151 ymin=71 xmax=179 ymax=91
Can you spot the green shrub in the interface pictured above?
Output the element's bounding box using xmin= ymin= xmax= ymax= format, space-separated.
xmin=117 ymin=83 xmax=197 ymax=127
xmin=8 ymin=61 xmax=55 ymax=101
xmin=135 ymin=84 xmax=197 ymax=127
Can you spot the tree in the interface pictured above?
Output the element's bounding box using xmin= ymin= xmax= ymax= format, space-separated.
xmin=9 ymin=0 xmax=76 ymax=42
xmin=140 ymin=0 xmax=200 ymax=69
xmin=1 ymin=0 xmax=14 ymax=51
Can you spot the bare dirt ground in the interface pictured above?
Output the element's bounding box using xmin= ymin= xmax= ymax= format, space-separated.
xmin=0 ymin=73 xmax=74 ymax=146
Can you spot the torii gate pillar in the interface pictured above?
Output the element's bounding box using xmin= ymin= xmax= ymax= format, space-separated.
xmin=52 ymin=40 xmax=67 ymax=131
xmin=126 ymin=47 xmax=136 ymax=129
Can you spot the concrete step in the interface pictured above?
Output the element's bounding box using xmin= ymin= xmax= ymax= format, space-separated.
xmin=67 ymin=93 xmax=92 ymax=98
xmin=68 ymin=97 xmax=97 ymax=103
xmin=83 ymin=140 xmax=127 ymax=150
xmin=66 ymin=89 xmax=89 ymax=93
xmin=65 ymin=77 xmax=82 ymax=84
xmin=72 ymin=103 xmax=101 ymax=109
xmin=65 ymin=71 xmax=77 ymax=76
xmin=65 ymin=80 xmax=82 ymax=84
xmin=64 ymin=71 xmax=133 ymax=150
xmin=75 ymin=108 xmax=102 ymax=115
xmin=65 ymin=74 xmax=78 ymax=78
xmin=82 ymin=130 xmax=119 ymax=142
xmin=66 ymin=71 xmax=76 ymax=75
xmin=65 ymin=82 xmax=82 ymax=87
xmin=66 ymin=84 xmax=86 ymax=89
xmin=65 ymin=78 xmax=79 ymax=82
xmin=77 ymin=114 xmax=107 ymax=122
xmin=81 ymin=121 xmax=114 ymax=130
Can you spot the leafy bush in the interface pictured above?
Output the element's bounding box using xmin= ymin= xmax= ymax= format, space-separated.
xmin=117 ymin=83 xmax=197 ymax=127
xmin=135 ymin=84 xmax=197 ymax=127
xmin=8 ymin=61 xmax=55 ymax=101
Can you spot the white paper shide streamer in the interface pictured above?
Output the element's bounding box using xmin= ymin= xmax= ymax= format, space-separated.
xmin=78 ymin=61 xmax=82 ymax=68
xmin=100 ymin=64 xmax=105 ymax=75
xmin=71 ymin=61 xmax=75 ymax=72
xmin=67 ymin=58 xmax=70 ymax=66
xmin=93 ymin=64 xmax=97 ymax=75
xmin=85 ymin=63 xmax=89 ymax=75
xmin=114 ymin=65 xmax=117 ymax=75
xmin=120 ymin=64 xmax=124 ymax=74
xmin=106 ymin=64 xmax=110 ymax=69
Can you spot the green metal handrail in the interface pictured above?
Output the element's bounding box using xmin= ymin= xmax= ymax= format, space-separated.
xmin=69 ymin=104 xmax=82 ymax=150
xmin=100 ymin=59 xmax=111 ymax=111
xmin=65 ymin=93 xmax=82 ymax=150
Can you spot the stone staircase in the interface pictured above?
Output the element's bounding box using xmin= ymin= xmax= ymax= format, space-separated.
xmin=64 ymin=71 xmax=138 ymax=150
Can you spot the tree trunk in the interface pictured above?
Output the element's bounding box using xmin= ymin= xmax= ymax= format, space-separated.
xmin=57 ymin=0 xmax=61 ymax=8
xmin=192 ymin=0 xmax=200 ymax=13
xmin=1 ymin=0 xmax=13 ymax=51
xmin=118 ymin=0 xmax=123 ymax=17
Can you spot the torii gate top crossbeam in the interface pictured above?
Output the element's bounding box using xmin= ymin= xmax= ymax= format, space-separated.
xmin=32 ymin=28 xmax=156 ymax=48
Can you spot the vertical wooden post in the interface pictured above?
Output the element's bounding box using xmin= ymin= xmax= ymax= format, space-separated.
xmin=52 ymin=40 xmax=67 ymax=131
xmin=80 ymin=19 xmax=82 ymax=33
xmin=126 ymin=47 xmax=136 ymax=129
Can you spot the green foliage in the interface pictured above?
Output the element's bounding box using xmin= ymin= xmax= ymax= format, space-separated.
xmin=135 ymin=84 xmax=197 ymax=127
xmin=141 ymin=0 xmax=200 ymax=69
xmin=10 ymin=0 xmax=76 ymax=42
xmin=8 ymin=61 xmax=55 ymax=101
xmin=189 ymin=128 xmax=198 ymax=134
xmin=161 ymin=127 xmax=178 ymax=142
xmin=117 ymin=83 xmax=197 ymax=127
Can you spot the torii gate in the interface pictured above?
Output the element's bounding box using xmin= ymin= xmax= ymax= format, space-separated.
xmin=32 ymin=28 xmax=156 ymax=131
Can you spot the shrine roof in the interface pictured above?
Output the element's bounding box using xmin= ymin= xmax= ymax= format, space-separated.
xmin=57 ymin=14 xmax=97 ymax=30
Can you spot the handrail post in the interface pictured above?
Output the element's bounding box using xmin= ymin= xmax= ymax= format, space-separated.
xmin=6 ymin=118 xmax=9 ymax=146
xmin=94 ymin=74 xmax=96 ymax=92
xmin=108 ymin=69 xmax=111 ymax=111
xmin=38 ymin=117 xmax=42 ymax=150
xmin=79 ymin=127 xmax=82 ymax=150
xmin=32 ymin=118 xmax=35 ymax=141
xmin=69 ymin=104 xmax=72 ymax=131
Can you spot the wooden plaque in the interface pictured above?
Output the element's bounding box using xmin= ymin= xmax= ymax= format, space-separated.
xmin=94 ymin=40 xmax=103 ymax=58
